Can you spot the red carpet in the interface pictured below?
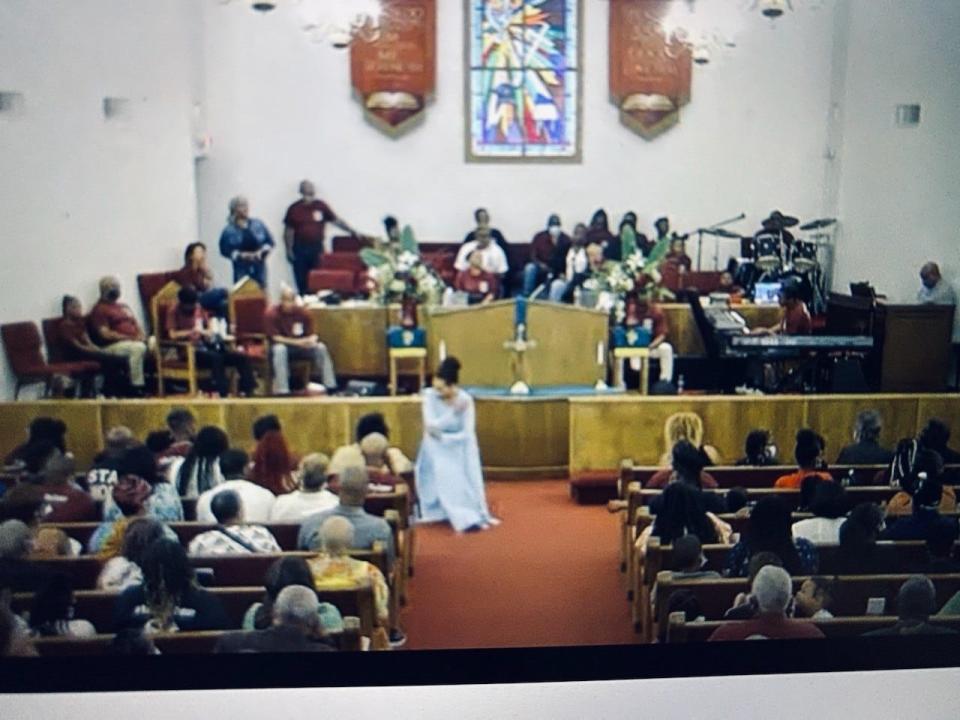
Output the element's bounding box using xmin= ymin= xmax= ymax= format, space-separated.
xmin=399 ymin=480 xmax=637 ymax=650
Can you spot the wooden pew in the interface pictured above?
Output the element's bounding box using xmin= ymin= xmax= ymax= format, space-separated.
xmin=12 ymin=584 xmax=378 ymax=637
xmin=632 ymin=539 xmax=940 ymax=640
xmin=652 ymin=573 xmax=960 ymax=641
xmin=666 ymin=614 xmax=960 ymax=643
xmin=31 ymin=622 xmax=364 ymax=655
xmin=28 ymin=548 xmax=391 ymax=590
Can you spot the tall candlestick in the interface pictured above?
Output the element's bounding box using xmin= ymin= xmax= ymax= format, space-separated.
xmin=438 ymin=340 xmax=447 ymax=361
xmin=597 ymin=341 xmax=604 ymax=366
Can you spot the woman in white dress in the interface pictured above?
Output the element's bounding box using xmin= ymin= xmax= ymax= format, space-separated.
xmin=415 ymin=357 xmax=498 ymax=532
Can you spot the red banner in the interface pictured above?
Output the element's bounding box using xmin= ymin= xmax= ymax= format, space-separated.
xmin=350 ymin=0 xmax=436 ymax=135
xmin=609 ymin=0 xmax=692 ymax=140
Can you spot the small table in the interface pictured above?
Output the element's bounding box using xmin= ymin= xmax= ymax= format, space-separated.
xmin=388 ymin=347 xmax=428 ymax=396
xmin=612 ymin=347 xmax=651 ymax=395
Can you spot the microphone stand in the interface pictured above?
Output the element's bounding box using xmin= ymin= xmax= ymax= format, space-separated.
xmin=693 ymin=212 xmax=747 ymax=271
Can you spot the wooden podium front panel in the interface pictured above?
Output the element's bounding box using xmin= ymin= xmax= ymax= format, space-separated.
xmin=425 ymin=302 xmax=516 ymax=387
xmin=526 ymin=302 xmax=608 ymax=386
xmin=308 ymin=305 xmax=390 ymax=377
xmin=878 ymin=304 xmax=954 ymax=392
xmin=661 ymin=304 xmax=781 ymax=355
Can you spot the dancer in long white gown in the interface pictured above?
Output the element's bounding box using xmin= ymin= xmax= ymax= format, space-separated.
xmin=415 ymin=357 xmax=498 ymax=532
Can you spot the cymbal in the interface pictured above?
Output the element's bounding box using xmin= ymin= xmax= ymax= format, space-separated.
xmin=799 ymin=218 xmax=837 ymax=231
xmin=761 ymin=210 xmax=799 ymax=229
xmin=710 ymin=228 xmax=742 ymax=239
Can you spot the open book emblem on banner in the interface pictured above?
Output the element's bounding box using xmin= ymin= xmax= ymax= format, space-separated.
xmin=350 ymin=0 xmax=436 ymax=136
xmin=609 ymin=0 xmax=692 ymax=140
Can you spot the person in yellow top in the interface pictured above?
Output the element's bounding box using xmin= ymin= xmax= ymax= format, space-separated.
xmin=307 ymin=516 xmax=390 ymax=629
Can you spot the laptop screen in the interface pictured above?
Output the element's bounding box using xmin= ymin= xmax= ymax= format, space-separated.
xmin=754 ymin=282 xmax=782 ymax=305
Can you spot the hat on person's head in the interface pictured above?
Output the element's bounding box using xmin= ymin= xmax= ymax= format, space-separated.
xmin=547 ymin=214 xmax=561 ymax=227
xmin=112 ymin=476 xmax=152 ymax=516
xmin=317 ymin=602 xmax=345 ymax=634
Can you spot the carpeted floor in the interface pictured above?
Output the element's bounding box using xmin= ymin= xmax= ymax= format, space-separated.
xmin=398 ymin=480 xmax=638 ymax=650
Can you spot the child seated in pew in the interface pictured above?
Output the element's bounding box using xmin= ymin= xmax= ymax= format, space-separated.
xmin=651 ymin=534 xmax=721 ymax=626
xmin=794 ymin=576 xmax=836 ymax=620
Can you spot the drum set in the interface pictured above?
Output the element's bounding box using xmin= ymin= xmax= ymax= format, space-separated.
xmin=714 ymin=211 xmax=836 ymax=313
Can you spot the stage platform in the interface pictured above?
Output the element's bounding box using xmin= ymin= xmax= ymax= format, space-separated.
xmin=3 ymin=393 xmax=957 ymax=479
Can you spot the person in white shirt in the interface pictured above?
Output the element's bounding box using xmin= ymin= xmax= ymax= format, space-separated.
xmin=792 ymin=479 xmax=848 ymax=545
xmin=549 ymin=224 xmax=595 ymax=303
xmin=188 ymin=490 xmax=281 ymax=556
xmin=270 ymin=453 xmax=339 ymax=523
xmin=196 ymin=449 xmax=276 ymax=524
xmin=168 ymin=426 xmax=228 ymax=500
xmin=454 ymin=227 xmax=509 ymax=279
xmin=917 ymin=261 xmax=959 ymax=343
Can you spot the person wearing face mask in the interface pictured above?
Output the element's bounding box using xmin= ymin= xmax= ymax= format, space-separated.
xmin=89 ymin=276 xmax=148 ymax=396
xmin=521 ymin=214 xmax=571 ymax=298
xmin=283 ymin=180 xmax=356 ymax=296
xmin=219 ymin=195 xmax=275 ymax=289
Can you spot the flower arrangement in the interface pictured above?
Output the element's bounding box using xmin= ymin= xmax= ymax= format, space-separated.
xmin=360 ymin=225 xmax=444 ymax=306
xmin=585 ymin=226 xmax=675 ymax=324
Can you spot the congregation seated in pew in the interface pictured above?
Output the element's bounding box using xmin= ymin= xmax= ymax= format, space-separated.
xmin=241 ymin=556 xmax=343 ymax=634
xmin=270 ymin=453 xmax=338 ymax=523
xmin=248 ymin=414 xmax=299 ymax=495
xmin=187 ymin=490 xmax=281 ymax=556
xmin=327 ymin=412 xmax=414 ymax=479
xmin=97 ymin=518 xmax=167 ymax=590
xmin=214 ymin=585 xmax=336 ymax=654
xmin=196 ymin=449 xmax=276 ymax=524
xmin=773 ymin=429 xmax=831 ymax=489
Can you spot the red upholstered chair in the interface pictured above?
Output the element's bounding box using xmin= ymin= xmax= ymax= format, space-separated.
xmin=227 ymin=278 xmax=274 ymax=394
xmin=659 ymin=262 xmax=683 ymax=293
xmin=150 ymin=281 xmax=212 ymax=397
xmin=321 ymin=252 xmax=366 ymax=273
xmin=41 ymin=317 xmax=68 ymax=363
xmin=1 ymin=322 xmax=99 ymax=399
xmin=331 ymin=235 xmax=375 ymax=252
xmin=308 ymin=269 xmax=359 ymax=296
xmin=137 ymin=271 xmax=179 ymax=333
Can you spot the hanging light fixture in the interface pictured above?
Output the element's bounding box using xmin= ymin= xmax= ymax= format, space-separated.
xmin=748 ymin=0 xmax=826 ymax=23
xmin=293 ymin=0 xmax=383 ymax=49
xmin=659 ymin=0 xmax=738 ymax=67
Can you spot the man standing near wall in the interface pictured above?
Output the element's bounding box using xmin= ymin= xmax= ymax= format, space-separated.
xmin=283 ymin=180 xmax=356 ymax=297
xmin=918 ymin=261 xmax=960 ymax=385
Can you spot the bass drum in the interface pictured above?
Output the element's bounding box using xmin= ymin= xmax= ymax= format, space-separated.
xmin=754 ymin=233 xmax=782 ymax=272
xmin=792 ymin=240 xmax=818 ymax=273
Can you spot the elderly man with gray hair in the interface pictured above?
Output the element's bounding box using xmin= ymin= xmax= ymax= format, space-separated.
xmin=866 ymin=576 xmax=959 ymax=636
xmin=271 ymin=453 xmax=339 ymax=522
xmin=836 ymin=409 xmax=894 ymax=466
xmin=88 ymin=276 xmax=147 ymax=394
xmin=708 ymin=565 xmax=826 ymax=641
xmin=297 ymin=466 xmax=395 ymax=569
xmin=214 ymin=585 xmax=335 ymax=653
xmin=218 ymin=195 xmax=274 ymax=288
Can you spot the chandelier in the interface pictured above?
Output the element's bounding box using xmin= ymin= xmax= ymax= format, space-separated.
xmin=658 ymin=0 xmax=739 ymax=67
xmin=220 ymin=0 xmax=384 ymax=49
xmin=747 ymin=0 xmax=827 ymax=22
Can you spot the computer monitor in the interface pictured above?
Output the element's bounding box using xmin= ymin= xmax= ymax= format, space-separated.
xmin=753 ymin=282 xmax=782 ymax=305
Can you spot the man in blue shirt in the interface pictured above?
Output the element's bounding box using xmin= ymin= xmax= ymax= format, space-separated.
xmin=297 ymin=465 xmax=395 ymax=569
xmin=219 ymin=195 xmax=274 ymax=288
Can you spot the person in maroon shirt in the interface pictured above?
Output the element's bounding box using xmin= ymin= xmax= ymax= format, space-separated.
xmin=753 ymin=282 xmax=812 ymax=336
xmin=455 ymin=251 xmax=499 ymax=305
xmin=622 ymin=296 xmax=675 ymax=385
xmin=30 ymin=443 xmax=97 ymax=523
xmin=283 ymin=180 xmax=356 ymax=296
xmin=165 ymin=287 xmax=255 ymax=397
xmin=267 ymin=287 xmax=337 ymax=394
xmin=708 ymin=565 xmax=825 ymax=641
xmin=88 ymin=277 xmax=148 ymax=394
xmin=521 ymin=214 xmax=571 ymax=298
xmin=176 ymin=243 xmax=228 ymax=316
xmin=59 ymin=296 xmax=135 ymax=397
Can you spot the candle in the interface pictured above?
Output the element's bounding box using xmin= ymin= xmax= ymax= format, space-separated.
xmin=514 ymin=297 xmax=527 ymax=329
xmin=439 ymin=340 xmax=447 ymax=361
xmin=597 ymin=341 xmax=604 ymax=366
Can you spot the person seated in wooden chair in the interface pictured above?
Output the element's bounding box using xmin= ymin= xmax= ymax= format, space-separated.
xmin=267 ymin=287 xmax=337 ymax=395
xmin=166 ymin=286 xmax=256 ymax=397
xmin=454 ymin=250 xmax=498 ymax=305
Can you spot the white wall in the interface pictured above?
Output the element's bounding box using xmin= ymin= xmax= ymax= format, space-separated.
xmin=832 ymin=0 xmax=960 ymax=304
xmin=197 ymin=0 xmax=838 ymax=291
xmin=0 ymin=0 xmax=202 ymax=398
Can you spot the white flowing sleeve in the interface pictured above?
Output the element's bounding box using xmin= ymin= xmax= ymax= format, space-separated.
xmin=440 ymin=393 xmax=475 ymax=442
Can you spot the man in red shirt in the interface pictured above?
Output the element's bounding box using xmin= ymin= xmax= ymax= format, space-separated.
xmin=454 ymin=250 xmax=498 ymax=304
xmin=283 ymin=180 xmax=356 ymax=296
xmin=267 ymin=287 xmax=337 ymax=395
xmin=89 ymin=277 xmax=148 ymax=394
xmin=521 ymin=214 xmax=571 ymax=298
xmin=708 ymin=565 xmax=825 ymax=642
xmin=632 ymin=295 xmax=675 ymax=384
xmin=176 ymin=242 xmax=228 ymax=315
xmin=59 ymin=295 xmax=135 ymax=397
xmin=165 ymin=287 xmax=256 ymax=397
xmin=754 ymin=282 xmax=812 ymax=336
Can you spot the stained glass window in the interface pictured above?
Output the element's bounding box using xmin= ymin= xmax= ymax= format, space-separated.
xmin=466 ymin=0 xmax=581 ymax=161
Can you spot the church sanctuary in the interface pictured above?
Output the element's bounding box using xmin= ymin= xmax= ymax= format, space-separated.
xmin=2 ymin=0 xmax=960 ymax=661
